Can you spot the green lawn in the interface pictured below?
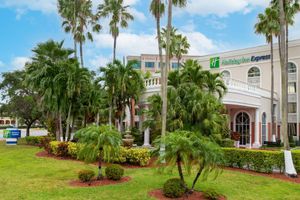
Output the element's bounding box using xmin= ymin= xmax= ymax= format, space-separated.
xmin=0 ymin=143 xmax=300 ymax=200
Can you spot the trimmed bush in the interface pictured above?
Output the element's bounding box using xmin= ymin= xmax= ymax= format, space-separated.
xmin=111 ymin=147 xmax=151 ymax=166
xmin=40 ymin=136 xmax=54 ymax=153
xmin=222 ymin=148 xmax=284 ymax=173
xmin=105 ymin=164 xmax=124 ymax=180
xmin=203 ymin=189 xmax=221 ymax=200
xmin=68 ymin=142 xmax=80 ymax=159
xmin=163 ymin=178 xmax=185 ymax=198
xmin=78 ymin=170 xmax=95 ymax=182
xmin=56 ymin=142 xmax=69 ymax=157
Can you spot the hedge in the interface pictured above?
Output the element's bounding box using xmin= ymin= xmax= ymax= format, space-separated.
xmin=48 ymin=141 xmax=151 ymax=166
xmin=222 ymin=148 xmax=300 ymax=173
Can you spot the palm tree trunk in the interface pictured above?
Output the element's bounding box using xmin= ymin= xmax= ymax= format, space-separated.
xmin=130 ymin=99 xmax=135 ymax=129
xmin=160 ymin=0 xmax=172 ymax=159
xmin=176 ymin=155 xmax=185 ymax=183
xmin=80 ymin=41 xmax=84 ymax=67
xmin=97 ymin=150 xmax=104 ymax=180
xmin=191 ymin=164 xmax=204 ymax=192
xmin=271 ymin=38 xmax=275 ymax=141
xmin=113 ymin=35 xmax=117 ymax=62
xmin=74 ymin=39 xmax=77 ymax=59
xmin=96 ymin=111 xmax=100 ymax=126
xmin=177 ymin=58 xmax=180 ymax=69
xmin=69 ymin=115 xmax=74 ymax=141
xmin=65 ymin=104 xmax=72 ymax=141
xmin=59 ymin=111 xmax=63 ymax=141
xmin=279 ymin=0 xmax=289 ymax=150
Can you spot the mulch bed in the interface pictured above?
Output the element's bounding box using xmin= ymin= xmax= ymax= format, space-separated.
xmin=69 ymin=176 xmax=131 ymax=187
xmin=224 ymin=167 xmax=300 ymax=184
xmin=149 ymin=189 xmax=226 ymax=200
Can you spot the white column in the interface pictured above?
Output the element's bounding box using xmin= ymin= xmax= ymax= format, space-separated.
xmin=253 ymin=108 xmax=261 ymax=148
xmin=143 ymin=128 xmax=151 ymax=147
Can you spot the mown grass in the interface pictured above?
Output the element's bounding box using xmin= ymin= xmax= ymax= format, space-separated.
xmin=0 ymin=142 xmax=300 ymax=200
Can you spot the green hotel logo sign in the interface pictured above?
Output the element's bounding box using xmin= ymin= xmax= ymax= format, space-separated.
xmin=210 ymin=55 xmax=271 ymax=68
xmin=210 ymin=57 xmax=220 ymax=69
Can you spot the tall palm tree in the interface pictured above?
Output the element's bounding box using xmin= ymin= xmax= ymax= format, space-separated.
xmin=58 ymin=0 xmax=101 ymax=66
xmin=161 ymin=0 xmax=187 ymax=159
xmin=75 ymin=125 xmax=122 ymax=179
xmin=97 ymin=0 xmax=134 ymax=61
xmin=255 ymin=7 xmax=280 ymax=141
xmin=173 ymin=34 xmax=190 ymax=68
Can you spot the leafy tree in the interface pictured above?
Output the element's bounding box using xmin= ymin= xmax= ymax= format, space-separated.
xmin=0 ymin=70 xmax=42 ymax=136
xmin=75 ymin=125 xmax=122 ymax=179
xmin=97 ymin=0 xmax=134 ymax=61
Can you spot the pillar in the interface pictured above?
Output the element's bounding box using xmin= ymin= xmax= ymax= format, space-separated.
xmin=143 ymin=127 xmax=151 ymax=147
xmin=253 ymin=108 xmax=261 ymax=148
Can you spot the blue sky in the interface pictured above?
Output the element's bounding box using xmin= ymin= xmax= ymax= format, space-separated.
xmin=0 ymin=0 xmax=299 ymax=73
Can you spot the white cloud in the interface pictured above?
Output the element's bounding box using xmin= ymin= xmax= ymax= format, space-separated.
xmin=0 ymin=60 xmax=4 ymax=67
xmin=0 ymin=0 xmax=57 ymax=14
xmin=290 ymin=13 xmax=300 ymax=40
xmin=93 ymin=30 xmax=220 ymax=57
xmin=11 ymin=57 xmax=31 ymax=70
xmin=177 ymin=0 xmax=270 ymax=17
xmin=88 ymin=54 xmax=111 ymax=71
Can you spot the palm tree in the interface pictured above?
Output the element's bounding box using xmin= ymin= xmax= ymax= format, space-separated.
xmin=75 ymin=125 xmax=122 ymax=179
xmin=58 ymin=0 xmax=101 ymax=66
xmin=173 ymin=34 xmax=190 ymax=68
xmin=97 ymin=0 xmax=134 ymax=61
xmin=255 ymin=7 xmax=280 ymax=141
xmin=161 ymin=0 xmax=187 ymax=158
xmin=25 ymin=40 xmax=74 ymax=141
xmin=203 ymin=71 xmax=227 ymax=98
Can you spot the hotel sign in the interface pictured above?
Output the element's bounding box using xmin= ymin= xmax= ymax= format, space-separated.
xmin=210 ymin=55 xmax=271 ymax=68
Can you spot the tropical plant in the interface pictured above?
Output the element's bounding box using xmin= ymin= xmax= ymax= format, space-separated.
xmin=97 ymin=0 xmax=134 ymax=61
xmin=75 ymin=125 xmax=122 ymax=180
xmin=155 ymin=130 xmax=223 ymax=194
xmin=173 ymin=34 xmax=190 ymax=68
xmin=58 ymin=0 xmax=101 ymax=66
xmin=255 ymin=7 xmax=280 ymax=140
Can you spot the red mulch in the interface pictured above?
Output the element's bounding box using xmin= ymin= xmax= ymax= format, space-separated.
xmin=69 ymin=176 xmax=131 ymax=187
xmin=224 ymin=167 xmax=300 ymax=184
xmin=148 ymin=189 xmax=226 ymax=200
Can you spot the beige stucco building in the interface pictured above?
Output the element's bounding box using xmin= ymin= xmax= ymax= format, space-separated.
xmin=127 ymin=39 xmax=300 ymax=148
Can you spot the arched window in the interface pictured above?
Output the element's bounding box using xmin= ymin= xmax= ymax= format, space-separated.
xmin=262 ymin=113 xmax=267 ymax=144
xmin=221 ymin=70 xmax=231 ymax=80
xmin=248 ymin=67 xmax=260 ymax=87
xmin=288 ymin=62 xmax=297 ymax=73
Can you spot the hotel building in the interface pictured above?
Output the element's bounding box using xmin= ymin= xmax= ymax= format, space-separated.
xmin=127 ymin=39 xmax=300 ymax=148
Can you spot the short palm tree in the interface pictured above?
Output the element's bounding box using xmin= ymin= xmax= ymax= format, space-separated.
xmin=203 ymin=71 xmax=227 ymax=98
xmin=75 ymin=125 xmax=122 ymax=179
xmin=97 ymin=0 xmax=134 ymax=61
xmin=173 ymin=34 xmax=190 ymax=68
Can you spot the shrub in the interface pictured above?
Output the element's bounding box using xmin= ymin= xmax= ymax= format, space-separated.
xmin=57 ymin=142 xmax=69 ymax=157
xmin=78 ymin=170 xmax=95 ymax=182
xmin=25 ymin=136 xmax=40 ymax=145
xmin=68 ymin=142 xmax=80 ymax=159
xmin=105 ymin=164 xmax=124 ymax=180
xmin=40 ymin=136 xmax=54 ymax=153
xmin=203 ymin=189 xmax=221 ymax=200
xmin=163 ymin=178 xmax=185 ymax=198
xmin=222 ymin=148 xmax=284 ymax=173
xmin=109 ymin=147 xmax=151 ymax=166
xmin=220 ymin=138 xmax=234 ymax=147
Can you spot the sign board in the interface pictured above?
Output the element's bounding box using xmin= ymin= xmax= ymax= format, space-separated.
xmin=3 ymin=129 xmax=21 ymax=139
xmin=210 ymin=57 xmax=220 ymax=69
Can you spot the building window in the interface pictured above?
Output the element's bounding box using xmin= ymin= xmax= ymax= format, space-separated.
xmin=288 ymin=62 xmax=297 ymax=73
xmin=288 ymin=123 xmax=297 ymax=136
xmin=221 ymin=70 xmax=231 ymax=80
xmin=145 ymin=62 xmax=155 ymax=68
xmin=288 ymin=82 xmax=297 ymax=94
xmin=248 ymin=67 xmax=260 ymax=87
xmin=172 ymin=62 xmax=179 ymax=69
xmin=288 ymin=102 xmax=297 ymax=113
xmin=132 ymin=61 xmax=141 ymax=69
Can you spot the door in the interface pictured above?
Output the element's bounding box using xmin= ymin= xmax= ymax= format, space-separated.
xmin=235 ymin=112 xmax=250 ymax=145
